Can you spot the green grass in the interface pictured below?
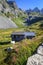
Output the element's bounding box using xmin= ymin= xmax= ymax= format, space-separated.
xmin=0 ymin=44 xmax=13 ymax=65
xmin=0 ymin=20 xmax=43 ymax=65
xmin=0 ymin=28 xmax=22 ymax=42
xmin=12 ymin=17 xmax=25 ymax=28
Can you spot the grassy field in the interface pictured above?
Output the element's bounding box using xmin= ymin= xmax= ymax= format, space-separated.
xmin=12 ymin=17 xmax=25 ymax=28
xmin=0 ymin=20 xmax=43 ymax=65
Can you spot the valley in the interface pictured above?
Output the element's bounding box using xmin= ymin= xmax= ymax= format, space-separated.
xmin=0 ymin=0 xmax=43 ymax=65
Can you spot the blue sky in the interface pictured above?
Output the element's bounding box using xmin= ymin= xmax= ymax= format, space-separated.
xmin=15 ymin=0 xmax=43 ymax=10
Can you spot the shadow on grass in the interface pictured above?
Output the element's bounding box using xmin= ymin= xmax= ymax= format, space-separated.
xmin=33 ymin=43 xmax=43 ymax=54
xmin=24 ymin=17 xmax=43 ymax=26
xmin=0 ymin=41 xmax=10 ymax=45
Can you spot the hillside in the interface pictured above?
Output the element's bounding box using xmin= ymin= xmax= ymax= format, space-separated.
xmin=0 ymin=0 xmax=43 ymax=28
xmin=0 ymin=0 xmax=43 ymax=65
xmin=0 ymin=16 xmax=17 ymax=29
xmin=0 ymin=19 xmax=43 ymax=65
xmin=0 ymin=0 xmax=28 ymax=28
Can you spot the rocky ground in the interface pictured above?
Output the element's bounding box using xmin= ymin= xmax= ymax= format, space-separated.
xmin=0 ymin=16 xmax=17 ymax=29
xmin=27 ymin=43 xmax=43 ymax=65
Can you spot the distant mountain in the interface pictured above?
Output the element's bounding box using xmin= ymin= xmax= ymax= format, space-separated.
xmin=41 ymin=8 xmax=43 ymax=14
xmin=25 ymin=9 xmax=32 ymax=14
xmin=33 ymin=7 xmax=40 ymax=13
xmin=7 ymin=0 xmax=18 ymax=9
xmin=7 ymin=0 xmax=15 ymax=2
xmin=0 ymin=0 xmax=43 ymax=29
xmin=25 ymin=7 xmax=41 ymax=15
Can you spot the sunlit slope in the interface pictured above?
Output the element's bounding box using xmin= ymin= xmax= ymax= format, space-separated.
xmin=0 ymin=16 xmax=17 ymax=29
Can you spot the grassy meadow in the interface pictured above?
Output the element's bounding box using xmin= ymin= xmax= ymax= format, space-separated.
xmin=0 ymin=20 xmax=43 ymax=65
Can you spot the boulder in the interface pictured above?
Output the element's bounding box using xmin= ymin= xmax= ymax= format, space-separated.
xmin=27 ymin=43 xmax=43 ymax=65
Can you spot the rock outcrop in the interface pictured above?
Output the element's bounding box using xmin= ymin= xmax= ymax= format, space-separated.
xmin=0 ymin=16 xmax=17 ymax=29
xmin=27 ymin=43 xmax=43 ymax=65
xmin=0 ymin=0 xmax=25 ymax=17
xmin=0 ymin=0 xmax=25 ymax=29
xmin=0 ymin=0 xmax=18 ymax=14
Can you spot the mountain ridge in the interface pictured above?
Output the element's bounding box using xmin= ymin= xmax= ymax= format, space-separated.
xmin=25 ymin=7 xmax=43 ymax=15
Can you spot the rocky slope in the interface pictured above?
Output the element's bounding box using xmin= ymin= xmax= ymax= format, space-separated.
xmin=0 ymin=0 xmax=27 ymax=29
xmin=25 ymin=7 xmax=43 ymax=15
xmin=27 ymin=43 xmax=43 ymax=65
xmin=0 ymin=0 xmax=17 ymax=13
xmin=0 ymin=0 xmax=26 ymax=18
xmin=0 ymin=16 xmax=17 ymax=29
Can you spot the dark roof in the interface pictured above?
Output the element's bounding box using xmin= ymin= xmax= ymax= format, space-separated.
xmin=11 ymin=32 xmax=35 ymax=36
xmin=12 ymin=32 xmax=25 ymax=35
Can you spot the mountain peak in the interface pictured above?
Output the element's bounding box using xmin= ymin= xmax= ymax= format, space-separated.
xmin=33 ymin=7 xmax=40 ymax=12
xmin=7 ymin=0 xmax=15 ymax=2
